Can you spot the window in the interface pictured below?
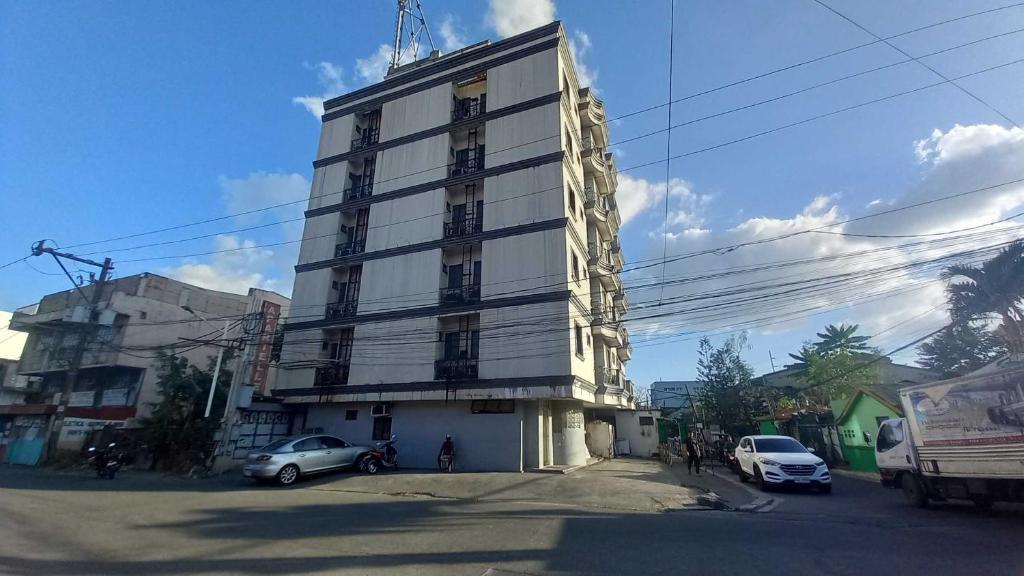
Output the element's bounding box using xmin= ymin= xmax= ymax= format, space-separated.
xmin=372 ymin=416 xmax=393 ymax=441
xmin=319 ymin=436 xmax=348 ymax=448
xmin=139 ymin=311 xmax=147 ymax=320
xmin=876 ymin=420 xmax=905 ymax=453
xmin=639 ymin=416 xmax=655 ymax=426
xmin=568 ymin=188 xmax=576 ymax=214
xmin=565 ymin=128 xmax=574 ymax=157
xmin=752 ymin=438 xmax=807 ymax=453
xmin=345 ymin=409 xmax=358 ymax=421
xmin=574 ymin=323 xmax=584 ymax=357
xmin=471 ymin=399 xmax=515 ymax=414
xmin=875 ymin=416 xmax=889 ymax=429
xmin=571 ymin=251 xmax=580 ymax=283
xmin=292 ymin=438 xmax=321 ymax=452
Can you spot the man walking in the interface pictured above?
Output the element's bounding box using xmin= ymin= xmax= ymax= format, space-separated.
xmin=685 ymin=431 xmax=703 ymax=475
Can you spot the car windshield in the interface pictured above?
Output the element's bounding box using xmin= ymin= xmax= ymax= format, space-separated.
xmin=260 ymin=439 xmax=294 ymax=452
xmin=754 ymin=438 xmax=807 ymax=453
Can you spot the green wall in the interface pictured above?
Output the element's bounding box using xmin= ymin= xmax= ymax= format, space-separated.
xmin=837 ymin=393 xmax=900 ymax=473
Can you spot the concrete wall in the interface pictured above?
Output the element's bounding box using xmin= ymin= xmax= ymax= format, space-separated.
xmin=481 ymin=228 xmax=566 ymax=299
xmin=366 ymin=189 xmax=445 ymax=251
xmin=309 ymin=160 xmax=351 ymax=211
xmin=552 ymin=400 xmax=588 ymax=466
xmin=380 ymin=83 xmax=452 ymax=139
xmin=478 ymin=300 xmax=569 ymax=379
xmin=483 ymin=163 xmax=563 ymax=231
xmin=615 ymin=410 xmax=660 ymax=457
xmin=349 ymin=317 xmax=437 ymax=385
xmin=317 ymin=114 xmax=354 ymax=159
xmin=297 ymin=212 xmax=342 ymax=266
xmin=486 ymin=47 xmax=558 ymax=110
xmin=486 ymin=103 xmax=560 ymax=167
xmin=375 ymin=134 xmax=448 ymax=194
xmin=359 ymin=250 xmax=441 ymax=313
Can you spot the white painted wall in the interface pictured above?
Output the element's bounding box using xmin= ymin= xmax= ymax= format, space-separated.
xmin=483 ymin=163 xmax=563 ymax=231
xmin=615 ymin=410 xmax=660 ymax=457
xmin=478 ymin=300 xmax=569 ymax=379
xmin=365 ymin=189 xmax=445 ymax=251
xmin=481 ymin=228 xmax=566 ymax=299
xmin=309 ymin=160 xmax=352 ymax=211
xmin=380 ymin=84 xmax=452 ymax=139
xmin=296 ymin=212 xmax=342 ymax=266
xmin=0 ymin=311 xmax=27 ymax=360
xmin=375 ymin=135 xmax=449 ymax=194
xmin=486 ymin=47 xmax=559 ymax=110
xmin=317 ymin=114 xmax=354 ymax=159
xmin=348 ymin=316 xmax=436 ymax=384
xmin=485 ymin=103 xmax=560 ymax=167
xmin=359 ymin=250 xmax=440 ymax=313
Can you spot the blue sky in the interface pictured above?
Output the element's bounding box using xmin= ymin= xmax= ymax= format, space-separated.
xmin=3 ymin=0 xmax=1024 ymax=390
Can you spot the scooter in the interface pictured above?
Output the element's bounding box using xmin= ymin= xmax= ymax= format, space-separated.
xmin=86 ymin=442 xmax=124 ymax=479
xmin=360 ymin=434 xmax=398 ymax=474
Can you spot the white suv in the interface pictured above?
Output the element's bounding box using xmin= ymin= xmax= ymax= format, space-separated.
xmin=735 ymin=435 xmax=832 ymax=493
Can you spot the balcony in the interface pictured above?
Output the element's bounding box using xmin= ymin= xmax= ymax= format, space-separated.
xmin=439 ymin=284 xmax=481 ymax=307
xmin=584 ymin=186 xmax=608 ymax=223
xmin=449 ymin=154 xmax=485 ymax=178
xmin=588 ymin=243 xmax=617 ymax=273
xmin=343 ymin=181 xmax=373 ymax=202
xmin=351 ymin=128 xmax=380 ymax=151
xmin=444 ymin=215 xmax=483 ymax=239
xmin=596 ymin=367 xmax=623 ymax=390
xmin=325 ymin=300 xmax=358 ymax=321
xmin=435 ymin=358 xmax=479 ymax=380
xmin=452 ymin=95 xmax=486 ymax=122
xmin=334 ymin=239 xmax=366 ymax=258
xmin=314 ymin=363 xmax=350 ymax=387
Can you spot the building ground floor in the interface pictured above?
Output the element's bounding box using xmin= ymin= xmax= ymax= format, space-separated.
xmin=301 ymin=399 xmax=592 ymax=472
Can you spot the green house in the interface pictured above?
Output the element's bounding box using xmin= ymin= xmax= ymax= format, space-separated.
xmin=832 ymin=385 xmax=904 ymax=473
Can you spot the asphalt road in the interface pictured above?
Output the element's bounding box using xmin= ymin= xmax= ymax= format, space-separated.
xmin=0 ymin=463 xmax=1021 ymax=576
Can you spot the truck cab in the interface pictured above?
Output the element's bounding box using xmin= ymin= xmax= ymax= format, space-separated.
xmin=875 ymin=418 xmax=916 ymax=487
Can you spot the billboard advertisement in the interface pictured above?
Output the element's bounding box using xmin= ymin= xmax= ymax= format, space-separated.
xmin=908 ymin=367 xmax=1024 ymax=447
xmin=249 ymin=300 xmax=282 ymax=396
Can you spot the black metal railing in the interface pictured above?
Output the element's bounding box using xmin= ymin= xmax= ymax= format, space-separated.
xmin=325 ymin=300 xmax=358 ymax=320
xmin=449 ymin=155 xmax=484 ymax=178
xmin=452 ymin=95 xmax=486 ymax=121
xmin=443 ymin=215 xmax=483 ymax=239
xmin=351 ymin=128 xmax=380 ymax=151
xmin=343 ymin=181 xmax=373 ymax=202
xmin=314 ymin=363 xmax=350 ymax=387
xmin=334 ymin=239 xmax=366 ymax=258
xmin=439 ymin=284 xmax=481 ymax=306
xmin=435 ymin=358 xmax=479 ymax=380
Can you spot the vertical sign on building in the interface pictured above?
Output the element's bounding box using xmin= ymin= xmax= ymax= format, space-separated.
xmin=249 ymin=301 xmax=282 ymax=396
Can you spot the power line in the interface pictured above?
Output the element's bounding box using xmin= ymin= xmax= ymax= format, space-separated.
xmin=660 ymin=0 xmax=676 ymax=305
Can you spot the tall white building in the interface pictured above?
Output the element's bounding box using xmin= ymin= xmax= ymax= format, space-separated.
xmin=276 ymin=22 xmax=632 ymax=471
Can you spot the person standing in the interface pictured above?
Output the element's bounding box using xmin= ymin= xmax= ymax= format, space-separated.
xmin=685 ymin=431 xmax=703 ymax=475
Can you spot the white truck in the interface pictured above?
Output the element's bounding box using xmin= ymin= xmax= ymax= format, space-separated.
xmin=875 ymin=359 xmax=1024 ymax=508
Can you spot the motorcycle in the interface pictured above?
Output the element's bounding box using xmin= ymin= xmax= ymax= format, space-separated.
xmin=86 ymin=442 xmax=124 ymax=479
xmin=360 ymin=434 xmax=398 ymax=474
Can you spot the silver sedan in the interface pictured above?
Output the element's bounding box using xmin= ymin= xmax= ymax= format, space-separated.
xmin=242 ymin=434 xmax=372 ymax=486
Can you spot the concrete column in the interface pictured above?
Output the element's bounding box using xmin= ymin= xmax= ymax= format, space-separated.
xmin=552 ymin=401 xmax=588 ymax=467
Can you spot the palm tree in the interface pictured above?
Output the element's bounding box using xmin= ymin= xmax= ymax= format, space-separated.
xmin=814 ymin=323 xmax=871 ymax=356
xmin=943 ymin=240 xmax=1024 ymax=356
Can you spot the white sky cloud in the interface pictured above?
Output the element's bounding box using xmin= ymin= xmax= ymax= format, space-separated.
xmin=163 ymin=235 xmax=283 ymax=296
xmin=291 ymin=61 xmax=346 ymax=118
xmin=617 ymin=175 xmax=703 ymax=227
xmin=356 ymin=44 xmax=394 ymax=85
xmin=439 ymin=14 xmax=467 ymax=53
xmin=567 ymin=30 xmax=598 ymax=90
xmin=486 ymin=0 xmax=555 ymax=38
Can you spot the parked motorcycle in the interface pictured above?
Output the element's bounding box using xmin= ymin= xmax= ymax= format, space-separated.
xmin=360 ymin=434 xmax=398 ymax=474
xmin=86 ymin=442 xmax=125 ymax=479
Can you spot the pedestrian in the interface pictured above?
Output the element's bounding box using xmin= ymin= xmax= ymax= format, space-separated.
xmin=438 ymin=434 xmax=455 ymax=472
xmin=685 ymin=431 xmax=703 ymax=475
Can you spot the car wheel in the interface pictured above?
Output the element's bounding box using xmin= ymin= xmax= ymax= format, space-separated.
xmin=364 ymin=458 xmax=380 ymax=475
xmin=754 ymin=465 xmax=770 ymax=492
xmin=738 ymin=466 xmax=749 ymax=483
xmin=277 ymin=464 xmax=300 ymax=486
xmin=900 ymin=474 xmax=928 ymax=508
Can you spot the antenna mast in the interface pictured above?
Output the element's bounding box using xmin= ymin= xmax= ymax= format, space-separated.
xmin=390 ymin=0 xmax=435 ymax=72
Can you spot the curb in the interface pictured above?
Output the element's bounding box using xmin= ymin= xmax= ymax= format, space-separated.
xmin=830 ymin=468 xmax=881 ymax=482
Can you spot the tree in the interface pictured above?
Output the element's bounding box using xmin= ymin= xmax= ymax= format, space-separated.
xmin=799 ymin=349 xmax=879 ymax=406
xmin=943 ymin=240 xmax=1024 ymax=356
xmin=139 ymin=354 xmax=231 ymax=471
xmin=917 ymin=323 xmax=1007 ymax=378
xmin=695 ymin=335 xmax=760 ymax=437
xmin=814 ymin=323 xmax=872 ymax=356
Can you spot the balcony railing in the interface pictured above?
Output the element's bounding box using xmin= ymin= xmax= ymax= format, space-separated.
xmin=351 ymin=128 xmax=380 ymax=151
xmin=439 ymin=284 xmax=481 ymax=306
xmin=435 ymin=358 xmax=479 ymax=380
xmin=449 ymin=151 xmax=485 ymax=177
xmin=588 ymin=243 xmax=613 ymax=268
xmin=343 ymin=181 xmax=373 ymax=202
xmin=452 ymin=95 xmax=486 ymax=121
xmin=443 ymin=215 xmax=483 ymax=239
xmin=314 ymin=363 xmax=350 ymax=387
xmin=597 ymin=367 xmax=622 ymax=389
xmin=334 ymin=239 xmax=366 ymax=258
xmin=584 ymin=187 xmax=608 ymax=216
xmin=325 ymin=300 xmax=358 ymax=321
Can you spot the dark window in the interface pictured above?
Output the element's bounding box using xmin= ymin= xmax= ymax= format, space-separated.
xmin=372 ymin=416 xmax=393 ymax=441
xmin=471 ymin=399 xmax=515 ymax=414
xmin=565 ymin=128 xmax=574 ymax=157
xmin=444 ymin=332 xmax=461 ymax=360
xmin=876 ymin=420 xmax=905 ymax=453
xmin=292 ymin=438 xmax=321 ymax=452
xmin=574 ymin=323 xmax=584 ymax=357
xmin=639 ymin=416 xmax=655 ymax=426
xmin=448 ymin=263 xmax=464 ymax=289
xmin=473 ymin=261 xmax=482 ymax=287
xmin=471 ymin=330 xmax=480 ymax=359
xmin=345 ymin=410 xmax=358 ymax=421
xmin=571 ymin=252 xmax=579 ymax=282
xmin=262 ymin=439 xmax=293 ymax=452
xmin=752 ymin=438 xmax=807 ymax=453
xmin=319 ymin=436 xmax=347 ymax=449
xmin=139 ymin=311 xmax=147 ymax=320
xmin=568 ymin=188 xmax=576 ymax=213
xmin=875 ymin=416 xmax=889 ymax=429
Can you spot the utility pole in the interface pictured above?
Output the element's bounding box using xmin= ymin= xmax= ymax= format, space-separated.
xmin=768 ymin=350 xmax=777 ymax=372
xmin=30 ymin=241 xmax=114 ymax=462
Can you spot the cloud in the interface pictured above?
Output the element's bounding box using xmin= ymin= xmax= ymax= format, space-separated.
xmin=356 ymin=44 xmax=394 ymax=85
xmin=486 ymin=0 xmax=556 ymax=38
xmin=291 ymin=62 xmax=347 ymax=118
xmin=163 ymin=235 xmax=282 ymax=295
xmin=626 ymin=123 xmax=1024 ymax=345
xmin=567 ymin=30 xmax=598 ymax=90
xmin=220 ymin=172 xmax=309 ymax=225
xmin=616 ymin=175 xmax=704 ymax=226
xmin=439 ymin=14 xmax=467 ymax=52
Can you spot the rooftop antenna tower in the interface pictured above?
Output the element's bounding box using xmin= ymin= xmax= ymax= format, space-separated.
xmin=390 ymin=0 xmax=436 ymax=72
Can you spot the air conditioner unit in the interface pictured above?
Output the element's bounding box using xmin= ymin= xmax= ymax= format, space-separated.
xmin=371 ymin=404 xmax=391 ymax=417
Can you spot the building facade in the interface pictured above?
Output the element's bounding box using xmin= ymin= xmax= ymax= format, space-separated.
xmin=5 ymin=273 xmax=288 ymax=461
xmin=275 ymin=22 xmax=632 ymax=471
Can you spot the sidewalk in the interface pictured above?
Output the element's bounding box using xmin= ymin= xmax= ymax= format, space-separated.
xmin=302 ymin=457 xmax=710 ymax=513
xmin=665 ymin=459 xmax=774 ymax=511
xmin=830 ymin=467 xmax=881 ymax=482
